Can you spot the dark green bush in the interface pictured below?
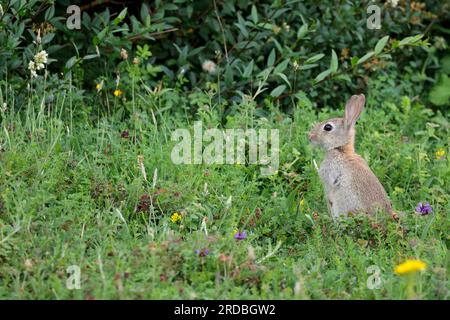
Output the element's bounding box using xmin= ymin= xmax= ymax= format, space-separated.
xmin=0 ymin=0 xmax=448 ymax=112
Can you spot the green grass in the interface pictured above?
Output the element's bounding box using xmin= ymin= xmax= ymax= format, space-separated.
xmin=0 ymin=87 xmax=448 ymax=299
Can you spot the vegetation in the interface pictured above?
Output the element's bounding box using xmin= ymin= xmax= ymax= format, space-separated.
xmin=0 ymin=0 xmax=448 ymax=299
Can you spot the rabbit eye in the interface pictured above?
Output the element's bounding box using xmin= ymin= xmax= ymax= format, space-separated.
xmin=324 ymin=123 xmax=333 ymax=131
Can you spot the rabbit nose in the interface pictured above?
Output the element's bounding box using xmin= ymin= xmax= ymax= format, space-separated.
xmin=308 ymin=132 xmax=316 ymax=140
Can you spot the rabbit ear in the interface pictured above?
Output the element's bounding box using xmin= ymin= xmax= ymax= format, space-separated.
xmin=344 ymin=94 xmax=365 ymax=129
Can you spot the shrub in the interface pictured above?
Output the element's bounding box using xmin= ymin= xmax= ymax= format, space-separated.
xmin=0 ymin=0 xmax=448 ymax=114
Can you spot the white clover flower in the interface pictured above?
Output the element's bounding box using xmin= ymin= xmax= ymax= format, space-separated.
xmin=28 ymin=60 xmax=35 ymax=70
xmin=387 ymin=0 xmax=399 ymax=8
xmin=202 ymin=60 xmax=217 ymax=74
xmin=28 ymin=50 xmax=49 ymax=78
xmin=34 ymin=50 xmax=48 ymax=69
xmin=28 ymin=61 xmax=37 ymax=78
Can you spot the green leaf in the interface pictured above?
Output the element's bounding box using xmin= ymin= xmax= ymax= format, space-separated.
xmin=96 ymin=27 xmax=109 ymax=43
xmin=277 ymin=73 xmax=291 ymax=89
xmin=257 ymin=67 xmax=273 ymax=80
xmin=251 ymin=5 xmax=258 ymax=24
xmin=163 ymin=3 xmax=178 ymax=10
xmin=83 ymin=54 xmax=99 ymax=61
xmin=440 ymin=55 xmax=450 ymax=74
xmin=314 ymin=69 xmax=332 ymax=83
xmin=374 ymin=35 xmax=390 ymax=55
xmin=356 ymin=51 xmax=374 ymax=65
xmin=391 ymin=40 xmax=400 ymax=49
xmin=270 ymin=85 xmax=287 ymax=97
xmin=41 ymin=33 xmax=55 ymax=45
xmin=297 ymin=24 xmax=308 ymax=39
xmin=236 ymin=13 xmax=249 ymax=38
xmin=350 ymin=56 xmax=359 ymax=68
xmin=224 ymin=64 xmax=233 ymax=87
xmin=146 ymin=65 xmax=162 ymax=75
xmin=429 ymin=74 xmax=450 ymax=106
xmin=114 ymin=8 xmax=128 ymax=25
xmin=274 ymin=59 xmax=289 ymax=74
xmin=299 ymin=64 xmax=318 ymax=70
xmin=330 ymin=49 xmax=338 ymax=73
xmin=272 ymin=38 xmax=283 ymax=54
xmin=65 ymin=56 xmax=78 ymax=69
xmin=243 ymin=60 xmax=254 ymax=78
xmin=305 ymin=53 xmax=325 ymax=64
xmin=398 ymin=34 xmax=423 ymax=47
xmin=140 ymin=3 xmax=150 ymax=21
xmin=335 ymin=74 xmax=352 ymax=83
xmin=267 ymin=49 xmax=276 ymax=67
xmin=294 ymin=91 xmax=312 ymax=108
xmin=44 ymin=6 xmax=55 ymax=21
xmin=258 ymin=22 xmax=274 ymax=30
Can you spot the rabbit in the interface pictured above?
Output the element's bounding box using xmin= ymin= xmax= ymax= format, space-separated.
xmin=308 ymin=94 xmax=395 ymax=219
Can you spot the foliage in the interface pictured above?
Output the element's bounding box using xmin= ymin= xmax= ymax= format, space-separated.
xmin=0 ymin=0 xmax=449 ymax=111
xmin=0 ymin=74 xmax=449 ymax=298
xmin=429 ymin=55 xmax=450 ymax=106
xmin=0 ymin=0 xmax=448 ymax=299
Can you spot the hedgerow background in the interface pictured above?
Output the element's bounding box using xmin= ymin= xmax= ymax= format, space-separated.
xmin=0 ymin=0 xmax=449 ymax=299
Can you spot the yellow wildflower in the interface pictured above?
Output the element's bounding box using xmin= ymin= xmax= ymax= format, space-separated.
xmin=170 ymin=212 xmax=182 ymax=223
xmin=394 ymin=259 xmax=427 ymax=275
xmin=96 ymin=82 xmax=103 ymax=91
xmin=114 ymin=89 xmax=123 ymax=97
xmin=435 ymin=148 xmax=445 ymax=159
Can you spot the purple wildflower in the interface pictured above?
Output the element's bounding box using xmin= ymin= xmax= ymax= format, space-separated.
xmin=121 ymin=130 xmax=129 ymax=139
xmin=234 ymin=231 xmax=247 ymax=240
xmin=195 ymin=248 xmax=209 ymax=257
xmin=415 ymin=202 xmax=432 ymax=215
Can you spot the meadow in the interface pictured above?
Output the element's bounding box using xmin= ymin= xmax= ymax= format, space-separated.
xmin=0 ymin=0 xmax=449 ymax=300
xmin=0 ymin=83 xmax=448 ymax=299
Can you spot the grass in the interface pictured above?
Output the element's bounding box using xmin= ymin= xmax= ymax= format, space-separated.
xmin=0 ymin=85 xmax=448 ymax=299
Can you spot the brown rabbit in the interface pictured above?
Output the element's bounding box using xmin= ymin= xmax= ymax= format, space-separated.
xmin=308 ymin=94 xmax=394 ymax=218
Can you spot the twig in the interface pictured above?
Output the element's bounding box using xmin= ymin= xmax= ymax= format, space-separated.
xmin=213 ymin=0 xmax=229 ymax=62
xmin=227 ymin=6 xmax=279 ymax=66
xmin=423 ymin=18 xmax=438 ymax=35
xmin=31 ymin=0 xmax=51 ymax=20
xmin=259 ymin=47 xmax=399 ymax=108
xmin=80 ymin=0 xmax=113 ymax=11
xmin=127 ymin=27 xmax=179 ymax=42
